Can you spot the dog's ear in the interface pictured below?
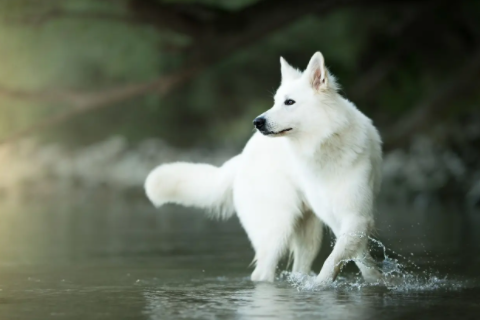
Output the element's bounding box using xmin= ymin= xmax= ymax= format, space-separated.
xmin=305 ymin=51 xmax=328 ymax=91
xmin=280 ymin=57 xmax=302 ymax=83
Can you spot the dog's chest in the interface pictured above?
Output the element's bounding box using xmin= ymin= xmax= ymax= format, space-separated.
xmin=293 ymin=162 xmax=344 ymax=230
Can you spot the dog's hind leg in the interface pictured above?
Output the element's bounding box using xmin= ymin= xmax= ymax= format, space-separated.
xmin=291 ymin=211 xmax=323 ymax=274
xmin=248 ymin=206 xmax=299 ymax=282
xmin=236 ymin=198 xmax=300 ymax=282
xmin=233 ymin=157 xmax=301 ymax=282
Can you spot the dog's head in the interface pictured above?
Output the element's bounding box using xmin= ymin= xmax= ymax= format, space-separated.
xmin=253 ymin=52 xmax=347 ymax=140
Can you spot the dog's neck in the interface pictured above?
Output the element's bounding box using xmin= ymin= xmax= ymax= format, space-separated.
xmin=286 ymin=99 xmax=364 ymax=169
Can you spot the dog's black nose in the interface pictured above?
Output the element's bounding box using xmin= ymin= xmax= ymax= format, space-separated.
xmin=253 ymin=117 xmax=266 ymax=130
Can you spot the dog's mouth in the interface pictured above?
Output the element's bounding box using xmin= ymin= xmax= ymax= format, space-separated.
xmin=263 ymin=128 xmax=293 ymax=136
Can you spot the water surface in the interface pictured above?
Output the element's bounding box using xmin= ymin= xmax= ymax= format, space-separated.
xmin=0 ymin=194 xmax=479 ymax=319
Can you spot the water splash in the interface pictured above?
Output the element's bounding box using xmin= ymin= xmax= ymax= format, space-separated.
xmin=279 ymin=237 xmax=468 ymax=292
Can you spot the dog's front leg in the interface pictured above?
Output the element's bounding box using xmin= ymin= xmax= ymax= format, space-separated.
xmin=315 ymin=218 xmax=370 ymax=285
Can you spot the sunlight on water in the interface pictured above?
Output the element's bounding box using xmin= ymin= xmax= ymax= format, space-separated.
xmin=280 ymin=236 xmax=469 ymax=292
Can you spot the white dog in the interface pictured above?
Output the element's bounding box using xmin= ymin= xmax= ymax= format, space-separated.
xmin=145 ymin=52 xmax=383 ymax=284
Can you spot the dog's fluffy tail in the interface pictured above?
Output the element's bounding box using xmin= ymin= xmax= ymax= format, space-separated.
xmin=144 ymin=155 xmax=240 ymax=219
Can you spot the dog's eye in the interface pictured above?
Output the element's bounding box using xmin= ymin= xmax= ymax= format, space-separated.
xmin=284 ymin=99 xmax=296 ymax=106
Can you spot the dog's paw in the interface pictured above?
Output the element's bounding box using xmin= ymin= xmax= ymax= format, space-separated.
xmin=251 ymin=268 xmax=275 ymax=282
xmin=314 ymin=276 xmax=334 ymax=287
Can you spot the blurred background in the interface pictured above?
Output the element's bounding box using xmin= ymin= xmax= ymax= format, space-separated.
xmin=1 ymin=0 xmax=479 ymax=206
xmin=0 ymin=0 xmax=480 ymax=308
xmin=0 ymin=0 xmax=479 ymax=199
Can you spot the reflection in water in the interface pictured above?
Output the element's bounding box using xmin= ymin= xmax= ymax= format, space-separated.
xmin=0 ymin=195 xmax=251 ymax=266
xmin=236 ymin=283 xmax=297 ymax=319
xmin=141 ymin=274 xmax=480 ymax=320
xmin=234 ymin=283 xmax=375 ymax=320
xmin=142 ymin=278 xmax=378 ymax=320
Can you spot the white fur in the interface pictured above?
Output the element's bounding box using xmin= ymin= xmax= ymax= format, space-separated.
xmin=145 ymin=52 xmax=383 ymax=284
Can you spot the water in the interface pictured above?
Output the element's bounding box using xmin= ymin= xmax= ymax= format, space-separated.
xmin=0 ymin=193 xmax=479 ymax=319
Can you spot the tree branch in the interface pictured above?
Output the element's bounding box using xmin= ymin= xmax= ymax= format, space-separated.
xmin=0 ymin=66 xmax=202 ymax=145
xmin=127 ymin=0 xmax=208 ymax=37
xmin=7 ymin=8 xmax=138 ymax=27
